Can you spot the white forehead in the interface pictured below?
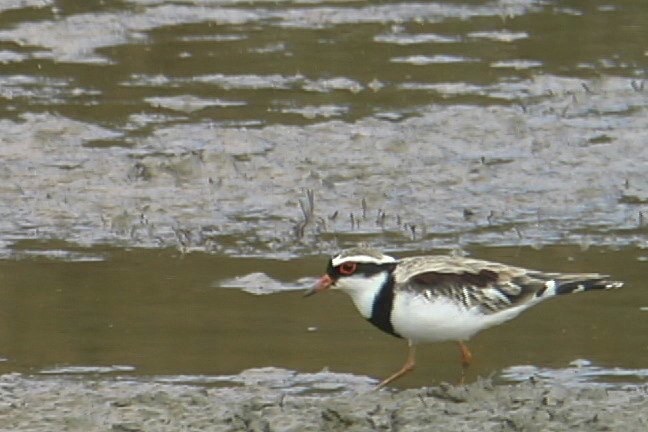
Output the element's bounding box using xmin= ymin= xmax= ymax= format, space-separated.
xmin=331 ymin=253 xmax=397 ymax=267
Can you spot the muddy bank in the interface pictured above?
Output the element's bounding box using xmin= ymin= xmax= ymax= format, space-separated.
xmin=1 ymin=370 xmax=647 ymax=432
xmin=1 ymin=0 xmax=647 ymax=259
xmin=2 ymin=88 xmax=647 ymax=260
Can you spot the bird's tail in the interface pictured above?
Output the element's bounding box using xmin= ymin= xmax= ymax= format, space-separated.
xmin=534 ymin=273 xmax=623 ymax=299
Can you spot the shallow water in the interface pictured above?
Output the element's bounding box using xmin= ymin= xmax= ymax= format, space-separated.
xmin=0 ymin=241 xmax=645 ymax=388
xmin=0 ymin=0 xmax=646 ymax=390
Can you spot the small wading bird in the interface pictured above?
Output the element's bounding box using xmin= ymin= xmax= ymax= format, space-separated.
xmin=305 ymin=247 xmax=623 ymax=389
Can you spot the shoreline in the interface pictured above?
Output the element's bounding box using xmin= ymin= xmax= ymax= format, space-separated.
xmin=1 ymin=370 xmax=647 ymax=432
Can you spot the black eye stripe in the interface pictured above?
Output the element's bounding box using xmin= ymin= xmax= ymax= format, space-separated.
xmin=327 ymin=261 xmax=394 ymax=278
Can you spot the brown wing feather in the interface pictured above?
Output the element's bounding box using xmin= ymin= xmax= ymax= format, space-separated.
xmin=407 ymin=269 xmax=539 ymax=313
xmin=411 ymin=269 xmax=499 ymax=288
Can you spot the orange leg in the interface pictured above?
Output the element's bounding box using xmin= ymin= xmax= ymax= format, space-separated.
xmin=458 ymin=341 xmax=472 ymax=384
xmin=375 ymin=342 xmax=416 ymax=390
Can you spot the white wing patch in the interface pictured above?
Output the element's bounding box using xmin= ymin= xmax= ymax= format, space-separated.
xmin=538 ymin=280 xmax=557 ymax=297
xmin=480 ymin=287 xmax=515 ymax=305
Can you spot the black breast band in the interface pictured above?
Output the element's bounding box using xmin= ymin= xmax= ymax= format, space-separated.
xmin=367 ymin=274 xmax=402 ymax=339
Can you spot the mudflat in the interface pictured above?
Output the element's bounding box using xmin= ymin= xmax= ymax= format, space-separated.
xmin=1 ymin=370 xmax=647 ymax=432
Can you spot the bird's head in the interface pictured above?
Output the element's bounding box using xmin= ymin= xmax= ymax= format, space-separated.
xmin=305 ymin=247 xmax=398 ymax=297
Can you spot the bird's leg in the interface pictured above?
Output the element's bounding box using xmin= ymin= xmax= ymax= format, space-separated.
xmin=457 ymin=340 xmax=472 ymax=385
xmin=375 ymin=342 xmax=416 ymax=390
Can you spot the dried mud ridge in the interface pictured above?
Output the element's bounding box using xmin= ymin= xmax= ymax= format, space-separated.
xmin=1 ymin=372 xmax=647 ymax=432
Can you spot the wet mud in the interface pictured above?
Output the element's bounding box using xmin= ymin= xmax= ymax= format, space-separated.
xmin=2 ymin=91 xmax=646 ymax=259
xmin=1 ymin=370 xmax=647 ymax=432
xmin=0 ymin=1 xmax=645 ymax=258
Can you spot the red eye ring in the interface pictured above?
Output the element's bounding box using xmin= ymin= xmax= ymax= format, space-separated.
xmin=339 ymin=262 xmax=357 ymax=275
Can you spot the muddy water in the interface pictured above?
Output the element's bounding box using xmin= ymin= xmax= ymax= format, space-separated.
xmin=0 ymin=241 xmax=645 ymax=389
xmin=0 ymin=0 xmax=646 ymax=404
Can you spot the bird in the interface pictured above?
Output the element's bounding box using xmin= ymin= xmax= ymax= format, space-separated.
xmin=305 ymin=247 xmax=623 ymax=389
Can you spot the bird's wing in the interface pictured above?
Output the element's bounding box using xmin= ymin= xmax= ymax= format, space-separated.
xmin=395 ymin=256 xmax=544 ymax=314
xmin=407 ymin=269 xmax=542 ymax=313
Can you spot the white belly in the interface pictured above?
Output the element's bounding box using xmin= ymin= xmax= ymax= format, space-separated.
xmin=390 ymin=293 xmax=526 ymax=343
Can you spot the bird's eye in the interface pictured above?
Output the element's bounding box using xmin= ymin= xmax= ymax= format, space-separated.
xmin=339 ymin=262 xmax=357 ymax=275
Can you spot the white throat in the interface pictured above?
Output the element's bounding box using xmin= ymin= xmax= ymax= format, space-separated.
xmin=336 ymin=271 xmax=390 ymax=319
